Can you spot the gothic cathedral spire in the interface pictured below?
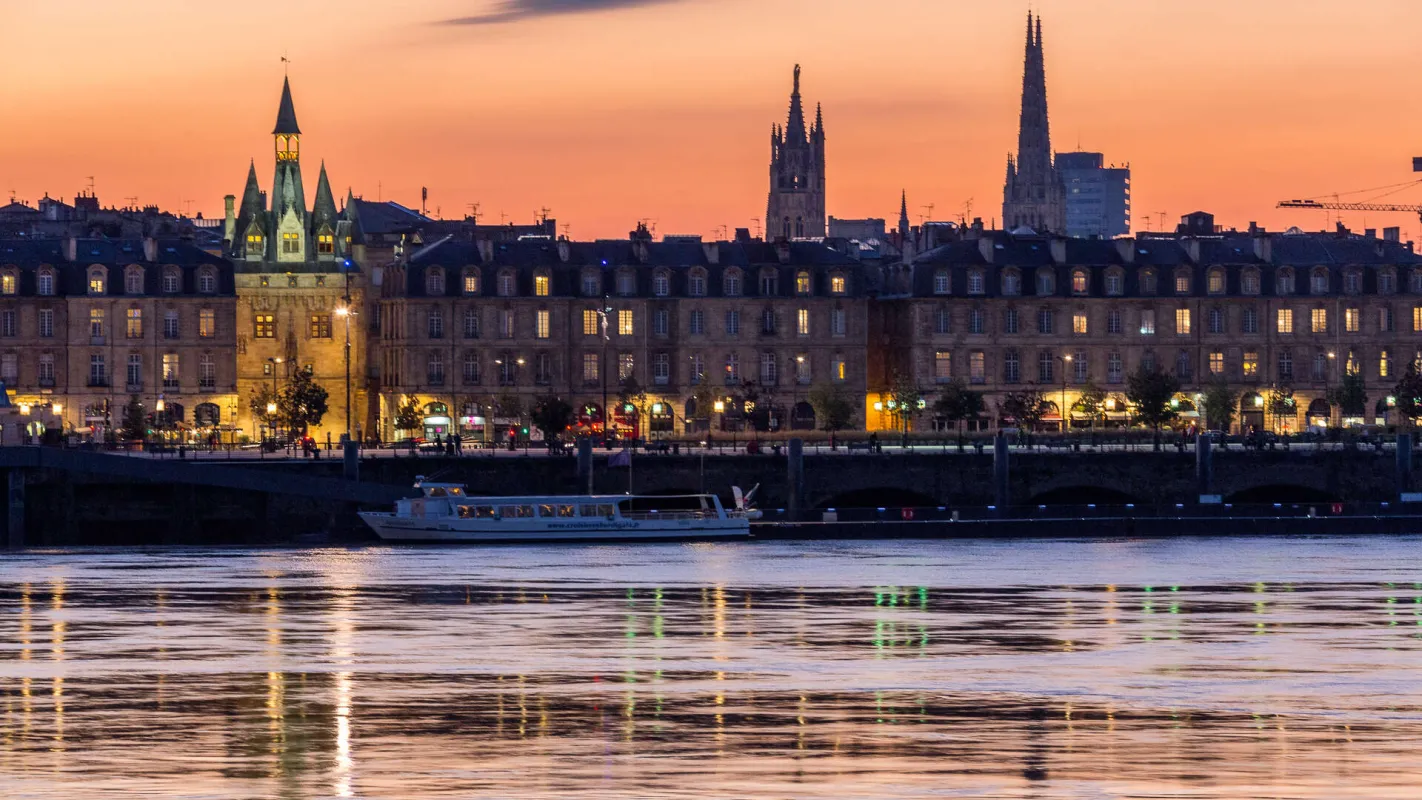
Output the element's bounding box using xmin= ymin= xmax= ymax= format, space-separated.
xmin=1002 ymin=12 xmax=1065 ymax=234
xmin=766 ymin=65 xmax=826 ymax=240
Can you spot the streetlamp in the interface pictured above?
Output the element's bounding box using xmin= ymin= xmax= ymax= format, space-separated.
xmin=1326 ymin=350 xmax=1337 ymax=427
xmin=336 ymin=305 xmax=352 ymax=441
xmin=789 ymin=354 xmax=805 ymax=430
xmin=267 ymin=356 xmax=284 ymax=444
xmin=1057 ymin=354 xmax=1073 ymax=433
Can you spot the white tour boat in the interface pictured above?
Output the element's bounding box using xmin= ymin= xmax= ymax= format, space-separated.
xmin=359 ymin=478 xmax=761 ymax=543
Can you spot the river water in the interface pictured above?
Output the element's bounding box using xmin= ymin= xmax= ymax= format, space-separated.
xmin=0 ymin=536 xmax=1419 ymax=799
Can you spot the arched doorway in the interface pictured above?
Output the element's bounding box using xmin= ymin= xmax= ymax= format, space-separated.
xmin=1240 ymin=392 xmax=1264 ymax=433
xmin=1306 ymin=398 xmax=1332 ymax=429
xmin=422 ymin=401 xmax=451 ymax=440
xmin=791 ymin=401 xmax=816 ymax=431
xmin=194 ymin=402 xmax=221 ymax=428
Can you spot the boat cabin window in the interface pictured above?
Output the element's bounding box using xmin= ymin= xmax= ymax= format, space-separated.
xmin=557 ymin=505 xmax=576 ymax=517
xmin=456 ymin=505 xmax=497 ymax=519
xmin=538 ymin=504 xmax=555 ymax=518
xmin=428 ymin=488 xmax=447 ymax=497
xmin=579 ymin=503 xmax=616 ymax=518
xmin=499 ymin=505 xmax=534 ymax=518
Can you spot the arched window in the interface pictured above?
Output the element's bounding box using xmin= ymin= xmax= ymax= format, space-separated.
xmin=1071 ymin=269 xmax=1088 ymax=295
xmin=723 ymin=268 xmax=743 ymax=297
xmin=0 ymin=269 xmax=16 ymax=296
xmin=687 ymin=268 xmax=707 ymax=297
xmin=125 ymin=266 xmax=145 ymax=295
xmin=1035 ymin=269 xmax=1055 ymax=296
xmin=652 ymin=269 xmax=670 ymax=297
xmin=533 ymin=269 xmax=551 ymax=297
xmin=796 ymin=271 xmax=812 ymax=295
xmin=197 ymin=268 xmax=217 ymax=294
xmin=1173 ymin=267 xmax=1191 ymax=295
xmin=932 ymin=269 xmax=950 ymax=295
xmin=1001 ymin=268 xmax=1021 ymax=296
xmin=581 ymin=269 xmax=601 ymax=297
xmin=1343 ymin=269 xmax=1361 ymax=295
xmin=1241 ymin=267 xmax=1261 ymax=295
xmin=616 ymin=269 xmax=636 ymax=296
xmin=1276 ymin=267 xmax=1296 ymax=295
xmin=1140 ymin=269 xmax=1157 ymax=295
xmin=759 ymin=269 xmax=779 ymax=296
xmin=830 ymin=272 xmax=847 ymax=295
xmin=497 ymin=270 xmax=517 ymax=297
xmin=966 ymin=269 xmax=984 ymax=295
xmin=425 ymin=267 xmax=446 ymax=296
xmin=1104 ymin=267 xmax=1125 ymax=297
xmin=36 ymin=268 xmax=54 ymax=297
xmin=162 ymin=268 xmax=181 ymax=294
xmin=1310 ymin=267 xmax=1329 ymax=294
xmin=88 ymin=267 xmax=107 ymax=296
xmin=1206 ymin=268 xmax=1225 ymax=294
xmin=462 ymin=268 xmax=481 ymax=295
xmin=1378 ymin=267 xmax=1397 ymax=295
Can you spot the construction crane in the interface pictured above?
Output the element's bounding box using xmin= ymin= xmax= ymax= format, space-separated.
xmin=1277 ymin=198 xmax=1422 ymax=226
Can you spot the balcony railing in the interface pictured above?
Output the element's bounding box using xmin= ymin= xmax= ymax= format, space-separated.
xmin=126 ymin=382 xmax=143 ymax=393
xmin=163 ymin=379 xmax=180 ymax=390
xmin=37 ymin=378 xmax=55 ymax=388
xmin=88 ymin=377 xmax=110 ymax=388
xmin=198 ymin=380 xmax=216 ymax=391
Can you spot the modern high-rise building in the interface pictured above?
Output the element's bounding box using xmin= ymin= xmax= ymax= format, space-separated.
xmin=766 ymin=65 xmax=826 ymax=240
xmin=1057 ymin=151 xmax=1131 ymax=238
xmin=1002 ymin=13 xmax=1066 ymax=234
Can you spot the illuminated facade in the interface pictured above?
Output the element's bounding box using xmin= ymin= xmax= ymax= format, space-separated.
xmin=877 ymin=224 xmax=1422 ymax=433
xmin=373 ymin=230 xmax=869 ymax=440
xmin=0 ymin=237 xmax=238 ymax=437
xmin=766 ymin=65 xmax=826 ymax=240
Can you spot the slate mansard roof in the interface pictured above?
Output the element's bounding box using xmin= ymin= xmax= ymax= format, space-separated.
xmin=402 ymin=237 xmax=864 ymax=300
xmin=908 ymin=231 xmax=1422 ymax=299
xmin=0 ymin=238 xmax=236 ymax=296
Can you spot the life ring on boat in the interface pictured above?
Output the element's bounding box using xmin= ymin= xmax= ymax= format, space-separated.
xmin=901 ymin=508 xmax=915 ymax=521
xmin=1331 ymin=503 xmax=1343 ymax=515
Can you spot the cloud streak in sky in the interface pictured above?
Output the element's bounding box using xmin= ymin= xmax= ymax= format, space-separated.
xmin=442 ymin=0 xmax=688 ymax=26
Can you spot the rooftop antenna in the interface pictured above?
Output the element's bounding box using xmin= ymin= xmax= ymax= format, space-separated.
xmin=537 ymin=207 xmax=552 ymax=224
xmin=85 ymin=176 xmax=95 ymax=196
xmin=560 ymin=223 xmax=571 ymax=240
xmin=182 ymin=199 xmax=194 ymax=217
xmin=919 ymin=203 xmax=935 ymax=225
xmin=961 ymin=198 xmax=974 ymax=224
xmin=751 ymin=217 xmax=762 ymax=239
xmin=377 ymin=182 xmax=382 ymax=202
xmin=124 ymin=196 xmax=138 ymax=210
xmin=499 ymin=210 xmax=508 ymax=225
xmin=465 ymin=202 xmax=480 ymax=223
xmin=1156 ymin=211 xmax=1167 ymax=232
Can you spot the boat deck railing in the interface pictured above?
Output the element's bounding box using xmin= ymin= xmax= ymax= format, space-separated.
xmin=619 ymin=511 xmax=720 ymax=522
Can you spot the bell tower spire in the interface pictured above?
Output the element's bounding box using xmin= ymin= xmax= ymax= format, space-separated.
xmin=1002 ymin=13 xmax=1065 ymax=233
xmin=766 ymin=65 xmax=826 ymax=240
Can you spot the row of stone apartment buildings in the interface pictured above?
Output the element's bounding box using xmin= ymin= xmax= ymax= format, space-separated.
xmin=3 ymin=219 xmax=1422 ymax=440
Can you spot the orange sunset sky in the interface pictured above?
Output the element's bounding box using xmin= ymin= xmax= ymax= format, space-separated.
xmin=2 ymin=0 xmax=1421 ymax=240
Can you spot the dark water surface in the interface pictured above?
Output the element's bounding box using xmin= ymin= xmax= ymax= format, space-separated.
xmin=1 ymin=536 xmax=1421 ymax=798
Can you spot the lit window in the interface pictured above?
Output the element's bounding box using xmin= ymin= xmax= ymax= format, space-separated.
xmin=126 ymin=308 xmax=142 ymax=339
xmin=254 ymin=314 xmax=275 ymax=339
xmin=796 ymin=272 xmax=812 ymax=294
xmin=583 ymin=309 xmax=600 ymax=336
xmin=246 ymin=234 xmax=263 ymax=254
xmin=281 ymin=232 xmax=300 ymax=254
xmin=618 ymin=309 xmax=633 ymax=336
xmin=317 ymin=233 xmax=334 ymax=254
xmin=1071 ymin=270 xmax=1087 ymax=294
xmin=1175 ymin=308 xmax=1191 ymax=335
xmin=88 ymin=270 xmax=106 ymax=295
xmin=312 ymin=314 xmax=333 ymax=339
xmin=1139 ymin=309 xmax=1155 ymax=336
xmin=1277 ymin=309 xmax=1294 ymax=334
xmin=1175 ymin=273 xmax=1190 ymax=294
xmin=1345 ymin=308 xmax=1360 ymax=333
xmin=534 ymin=274 xmax=550 ymax=297
xmin=1207 ymin=270 xmax=1224 ymax=294
xmin=934 ymin=351 xmax=952 ymax=383
xmin=1209 ymin=351 xmax=1224 ymax=375
xmin=1311 ymin=308 xmax=1327 ymax=333
xmin=797 ymin=308 xmax=810 ymax=336
xmin=831 ymin=275 xmax=847 ymax=295
xmin=1072 ymin=313 xmax=1087 ymax=335
xmin=536 ymin=309 xmax=550 ymax=339
xmin=463 ymin=272 xmax=480 ymax=295
xmin=199 ymin=309 xmax=215 ymax=338
xmin=1243 ymin=351 xmax=1258 ymax=377
xmin=89 ymin=308 xmax=105 ymax=339
xmin=0 ymin=274 xmax=15 ymax=295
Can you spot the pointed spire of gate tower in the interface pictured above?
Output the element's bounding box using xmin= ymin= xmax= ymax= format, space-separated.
xmin=1002 ymin=12 xmax=1064 ymax=233
xmin=785 ymin=64 xmax=807 ymax=143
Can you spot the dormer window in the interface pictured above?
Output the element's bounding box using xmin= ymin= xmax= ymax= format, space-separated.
xmin=425 ymin=268 xmax=446 ymax=296
xmin=534 ymin=270 xmax=551 ymax=297
xmin=933 ymin=270 xmax=950 ymax=295
xmin=1207 ymin=268 xmax=1225 ymax=294
xmin=198 ymin=269 xmax=217 ymax=294
xmin=1310 ymin=267 xmax=1329 ymax=294
xmin=162 ymin=269 xmax=180 ymax=294
xmin=616 ymin=269 xmax=636 ymax=296
xmin=317 ymin=233 xmax=335 ymax=255
xmin=1001 ymin=269 xmax=1021 ymax=296
xmin=723 ymin=269 xmax=742 ymax=297
xmin=463 ymin=269 xmax=481 ymax=295
xmin=1174 ymin=268 xmax=1191 ymax=295
xmin=653 ymin=270 xmax=670 ymax=297
xmin=1035 ymin=269 xmax=1055 ymax=296
xmin=1242 ymin=268 xmax=1261 ymax=295
xmin=88 ymin=267 xmax=107 ymax=296
xmin=1140 ymin=269 xmax=1157 ymax=295
xmin=1071 ymin=269 xmax=1088 ymax=295
xmin=281 ymin=233 xmax=301 ymax=255
xmin=125 ymin=266 xmax=144 ymax=295
xmin=967 ymin=269 xmax=984 ymax=295
xmin=1277 ymin=267 xmax=1296 ymax=295
xmin=796 ymin=271 xmax=812 ymax=295
xmin=1343 ymin=269 xmax=1361 ymax=295
xmin=830 ymin=273 xmax=847 ymax=295
xmin=1104 ymin=268 xmax=1124 ymax=297
xmin=0 ymin=272 xmax=16 ymax=296
xmin=1379 ymin=268 xmax=1397 ymax=295
xmin=36 ymin=269 xmax=54 ymax=297
xmin=497 ymin=270 xmax=517 ymax=297
xmin=581 ymin=270 xmax=601 ymax=297
xmin=688 ymin=268 xmax=707 ymax=297
xmin=245 ymin=233 xmax=263 ymax=255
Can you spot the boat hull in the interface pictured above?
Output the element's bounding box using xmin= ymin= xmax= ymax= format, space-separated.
xmin=359 ymin=512 xmax=751 ymax=543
